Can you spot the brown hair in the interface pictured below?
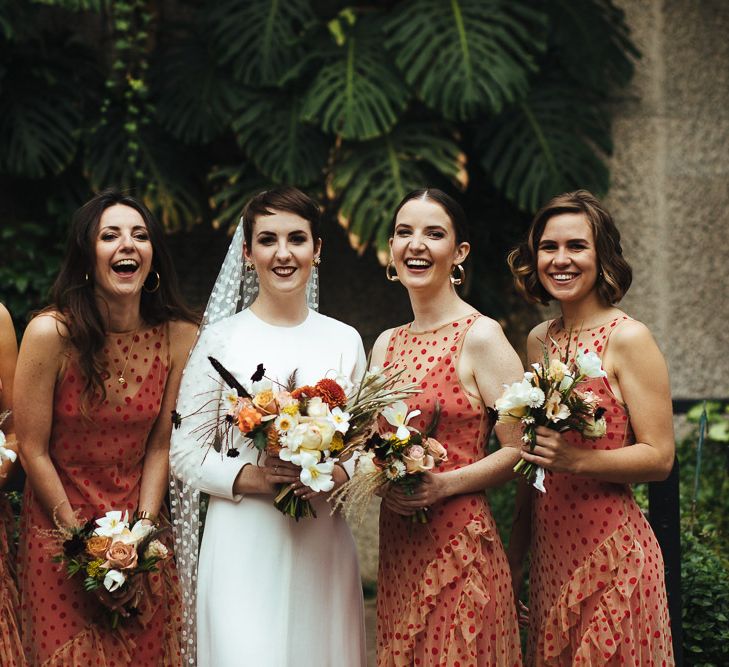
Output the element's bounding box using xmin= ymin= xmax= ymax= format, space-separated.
xmin=508 ymin=189 xmax=632 ymax=305
xmin=46 ymin=189 xmax=198 ymax=407
xmin=241 ymin=186 xmax=321 ymax=248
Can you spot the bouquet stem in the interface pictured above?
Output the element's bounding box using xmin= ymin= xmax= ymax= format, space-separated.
xmin=274 ymin=484 xmax=316 ymax=521
xmin=412 ymin=509 xmax=429 ymax=524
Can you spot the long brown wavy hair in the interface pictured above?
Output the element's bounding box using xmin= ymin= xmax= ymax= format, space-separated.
xmin=46 ymin=189 xmax=198 ymax=407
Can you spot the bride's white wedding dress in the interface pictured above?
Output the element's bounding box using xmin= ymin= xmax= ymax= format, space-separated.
xmin=171 ymin=308 xmax=367 ymax=667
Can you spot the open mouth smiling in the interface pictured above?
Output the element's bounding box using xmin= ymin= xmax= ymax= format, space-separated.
xmin=272 ymin=266 xmax=296 ymax=277
xmin=405 ymin=258 xmax=432 ymax=270
xmin=112 ymin=259 xmax=140 ymax=276
xmin=549 ymin=272 xmax=579 ymax=283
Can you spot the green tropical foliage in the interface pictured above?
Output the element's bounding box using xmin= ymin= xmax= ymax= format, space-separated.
xmin=0 ymin=0 xmax=638 ymax=324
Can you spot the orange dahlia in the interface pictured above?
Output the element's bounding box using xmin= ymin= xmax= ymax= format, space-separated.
xmin=291 ymin=385 xmax=317 ymax=400
xmin=314 ymin=378 xmax=347 ymax=408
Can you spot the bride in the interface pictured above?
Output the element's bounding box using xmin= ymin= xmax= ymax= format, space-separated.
xmin=170 ymin=187 xmax=367 ymax=667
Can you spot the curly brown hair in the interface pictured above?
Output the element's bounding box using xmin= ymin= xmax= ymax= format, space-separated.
xmin=507 ymin=190 xmax=632 ymax=305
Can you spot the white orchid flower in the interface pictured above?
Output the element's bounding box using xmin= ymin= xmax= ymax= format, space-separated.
xmin=326 ymin=359 xmax=354 ymax=395
xmin=382 ymin=401 xmax=421 ymax=440
xmin=298 ymin=451 xmax=335 ymax=493
xmin=532 ymin=467 xmax=546 ymax=494
xmin=95 ymin=510 xmax=130 ymax=538
xmin=329 ymin=407 xmax=351 ymax=434
xmin=117 ymin=520 xmax=155 ymax=546
xmin=575 ymin=350 xmax=607 ymax=378
xmin=103 ymin=568 xmax=126 ymax=592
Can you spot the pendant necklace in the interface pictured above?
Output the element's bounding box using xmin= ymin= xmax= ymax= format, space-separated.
xmin=117 ymin=328 xmax=139 ymax=385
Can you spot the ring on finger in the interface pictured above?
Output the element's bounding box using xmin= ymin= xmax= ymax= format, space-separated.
xmin=274 ymin=465 xmax=279 ymax=474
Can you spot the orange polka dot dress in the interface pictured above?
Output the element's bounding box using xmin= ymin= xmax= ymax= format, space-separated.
xmin=377 ymin=313 xmax=522 ymax=667
xmin=528 ymin=317 xmax=673 ymax=666
xmin=18 ymin=325 xmax=182 ymax=666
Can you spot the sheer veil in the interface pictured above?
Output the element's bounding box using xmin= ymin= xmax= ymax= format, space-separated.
xmin=169 ymin=219 xmax=319 ymax=664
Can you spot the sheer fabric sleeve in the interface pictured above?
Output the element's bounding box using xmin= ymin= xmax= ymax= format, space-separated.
xmin=170 ymin=324 xmax=247 ymax=502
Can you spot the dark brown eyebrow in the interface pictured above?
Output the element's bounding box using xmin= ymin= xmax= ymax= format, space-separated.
xmin=539 ymin=237 xmax=590 ymax=245
xmin=98 ymin=225 xmax=148 ymax=232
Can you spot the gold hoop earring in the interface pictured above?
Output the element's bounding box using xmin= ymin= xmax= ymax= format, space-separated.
xmin=450 ymin=264 xmax=465 ymax=286
xmin=143 ymin=270 xmax=161 ymax=293
xmin=385 ymin=259 xmax=400 ymax=282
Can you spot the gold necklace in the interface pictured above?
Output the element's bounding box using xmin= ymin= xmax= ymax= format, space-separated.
xmin=116 ymin=328 xmax=139 ymax=385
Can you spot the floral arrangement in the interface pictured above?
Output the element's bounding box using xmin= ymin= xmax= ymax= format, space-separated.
xmin=0 ymin=411 xmax=17 ymax=469
xmin=329 ymin=399 xmax=446 ymax=524
xmin=51 ymin=510 xmax=170 ymax=628
xmin=496 ymin=341 xmax=608 ymax=492
xmin=174 ymin=357 xmax=418 ymax=520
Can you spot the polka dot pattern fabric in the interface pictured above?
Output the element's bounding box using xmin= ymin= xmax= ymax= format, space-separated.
xmin=527 ymin=317 xmax=674 ymax=666
xmin=377 ymin=314 xmax=522 ymax=667
xmin=0 ymin=495 xmax=24 ymax=665
xmin=18 ymin=326 xmax=182 ymax=666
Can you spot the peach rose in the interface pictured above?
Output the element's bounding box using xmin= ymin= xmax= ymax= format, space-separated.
xmin=237 ymin=405 xmax=263 ymax=433
xmin=104 ymin=541 xmax=138 ymax=570
xmin=403 ymin=444 xmax=435 ymax=474
xmin=425 ymin=437 xmax=448 ymax=463
xmin=86 ymin=535 xmax=112 ymax=559
xmin=253 ymin=389 xmax=278 ymax=415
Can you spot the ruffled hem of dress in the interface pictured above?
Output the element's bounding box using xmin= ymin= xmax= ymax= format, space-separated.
xmin=380 ymin=518 xmax=500 ymax=666
xmin=42 ymin=625 xmax=134 ymax=667
xmin=0 ymin=584 xmax=25 ymax=666
xmin=537 ymin=521 xmax=644 ymax=666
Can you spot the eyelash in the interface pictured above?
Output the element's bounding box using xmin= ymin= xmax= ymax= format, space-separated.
xmin=100 ymin=233 xmax=149 ymax=241
xmin=258 ymin=236 xmax=308 ymax=245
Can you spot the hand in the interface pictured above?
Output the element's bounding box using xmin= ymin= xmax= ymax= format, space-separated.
xmin=517 ymin=600 xmax=529 ymax=627
xmin=261 ymin=456 xmax=301 ymax=494
xmin=94 ymin=575 xmax=143 ymax=617
xmin=381 ymin=471 xmax=449 ymax=516
xmin=520 ymin=426 xmax=584 ymax=475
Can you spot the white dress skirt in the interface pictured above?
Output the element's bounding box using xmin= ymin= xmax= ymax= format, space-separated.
xmin=171 ymin=308 xmax=367 ymax=667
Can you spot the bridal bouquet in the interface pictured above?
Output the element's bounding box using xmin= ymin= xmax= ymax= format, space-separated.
xmin=176 ymin=357 xmax=418 ymax=520
xmin=496 ymin=343 xmax=608 ymax=492
xmin=330 ymin=400 xmax=446 ymax=524
xmin=51 ymin=510 xmax=170 ymax=628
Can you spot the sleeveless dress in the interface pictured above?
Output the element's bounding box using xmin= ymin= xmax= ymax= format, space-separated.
xmin=377 ymin=313 xmax=522 ymax=667
xmin=527 ymin=316 xmax=673 ymax=666
xmin=18 ymin=325 xmax=182 ymax=666
xmin=0 ymin=493 xmax=24 ymax=666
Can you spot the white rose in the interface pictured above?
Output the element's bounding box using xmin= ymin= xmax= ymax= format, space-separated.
xmin=576 ymin=350 xmax=607 ymax=378
xmin=356 ymin=451 xmax=378 ymax=476
xmin=306 ymin=397 xmax=329 ymax=418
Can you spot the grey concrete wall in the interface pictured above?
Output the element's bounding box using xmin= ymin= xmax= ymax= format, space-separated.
xmin=608 ymin=0 xmax=729 ymax=398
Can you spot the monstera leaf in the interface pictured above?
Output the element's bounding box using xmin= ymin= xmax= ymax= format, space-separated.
xmin=153 ymin=33 xmax=242 ymax=145
xmin=328 ymin=124 xmax=465 ymax=258
xmin=208 ymin=0 xmax=314 ymax=86
xmin=548 ymin=0 xmax=639 ymax=91
xmin=385 ymin=0 xmax=547 ymax=121
xmin=84 ymin=109 xmax=202 ymax=231
xmin=0 ymin=54 xmax=82 ymax=177
xmin=476 ymin=79 xmax=612 ymax=212
xmin=232 ymin=90 xmax=330 ymax=186
xmin=208 ymin=163 xmax=274 ymax=233
xmin=301 ymin=14 xmax=409 ymax=140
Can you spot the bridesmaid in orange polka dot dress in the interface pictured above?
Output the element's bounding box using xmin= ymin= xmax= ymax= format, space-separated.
xmin=0 ymin=304 xmax=25 ymax=666
xmin=507 ymin=191 xmax=674 ymax=666
xmin=371 ymin=189 xmax=523 ymax=667
xmin=14 ymin=191 xmax=197 ymax=666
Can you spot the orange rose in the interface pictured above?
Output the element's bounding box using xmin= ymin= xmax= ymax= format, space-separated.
xmin=237 ymin=405 xmax=263 ymax=433
xmin=425 ymin=437 xmax=448 ymax=464
xmin=86 ymin=535 xmax=112 ymax=559
xmin=103 ymin=541 xmax=138 ymax=570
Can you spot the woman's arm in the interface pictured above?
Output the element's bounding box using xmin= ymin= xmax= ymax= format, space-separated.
xmin=521 ymin=320 xmax=675 ymax=483
xmin=0 ymin=304 xmax=19 ymax=486
xmin=137 ymin=321 xmax=198 ymax=522
xmin=382 ymin=317 xmax=524 ymax=514
xmin=15 ymin=314 xmax=77 ymax=526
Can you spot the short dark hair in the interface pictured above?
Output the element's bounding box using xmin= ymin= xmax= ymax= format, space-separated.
xmin=508 ymin=189 xmax=633 ymax=305
xmin=241 ymin=187 xmax=321 ymax=247
xmin=47 ymin=188 xmax=197 ymax=406
xmin=390 ymin=188 xmax=470 ymax=245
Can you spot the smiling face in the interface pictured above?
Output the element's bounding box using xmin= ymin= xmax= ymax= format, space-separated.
xmin=390 ymin=198 xmax=469 ymax=291
xmin=93 ymin=204 xmax=154 ymax=301
xmin=536 ymin=212 xmax=599 ymax=303
xmin=244 ymin=210 xmax=321 ymax=298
